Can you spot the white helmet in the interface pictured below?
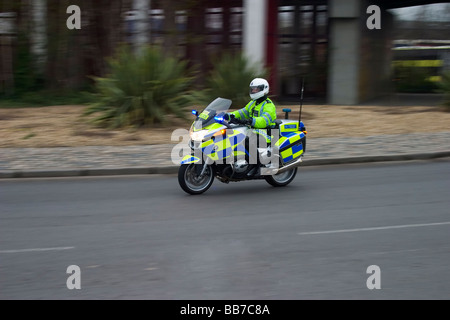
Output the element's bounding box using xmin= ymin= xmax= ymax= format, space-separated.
xmin=249 ymin=78 xmax=269 ymax=100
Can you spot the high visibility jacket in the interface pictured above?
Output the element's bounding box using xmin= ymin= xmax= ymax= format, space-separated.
xmin=230 ymin=98 xmax=277 ymax=129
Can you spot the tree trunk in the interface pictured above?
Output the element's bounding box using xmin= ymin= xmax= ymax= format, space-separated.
xmin=132 ymin=0 xmax=150 ymax=54
xmin=30 ymin=0 xmax=47 ymax=74
xmin=161 ymin=0 xmax=177 ymax=57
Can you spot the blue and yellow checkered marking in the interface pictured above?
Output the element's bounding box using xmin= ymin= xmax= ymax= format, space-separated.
xmin=277 ymin=133 xmax=300 ymax=149
xmin=181 ymin=155 xmax=201 ymax=164
xmin=233 ymin=144 xmax=249 ymax=156
xmin=280 ymin=142 xmax=303 ymax=163
xmin=229 ymin=132 xmax=246 ymax=145
xmin=275 ymin=130 xmax=304 ymax=163
xmin=202 ymin=132 xmax=246 ymax=161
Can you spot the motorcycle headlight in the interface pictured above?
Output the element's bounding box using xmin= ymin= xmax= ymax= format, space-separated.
xmin=190 ymin=129 xmax=209 ymax=141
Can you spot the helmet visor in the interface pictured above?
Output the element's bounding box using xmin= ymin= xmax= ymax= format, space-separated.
xmin=249 ymin=84 xmax=265 ymax=95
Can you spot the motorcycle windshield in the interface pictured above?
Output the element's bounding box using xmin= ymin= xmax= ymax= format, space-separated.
xmin=192 ymin=97 xmax=232 ymax=130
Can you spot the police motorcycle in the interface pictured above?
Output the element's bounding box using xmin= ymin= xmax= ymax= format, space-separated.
xmin=178 ymin=97 xmax=307 ymax=195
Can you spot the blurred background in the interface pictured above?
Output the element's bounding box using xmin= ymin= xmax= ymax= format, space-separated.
xmin=1 ymin=1 xmax=450 ymax=301
xmin=0 ymin=0 xmax=449 ymax=114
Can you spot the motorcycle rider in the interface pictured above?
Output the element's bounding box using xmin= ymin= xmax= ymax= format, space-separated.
xmin=224 ymin=78 xmax=277 ymax=168
xmin=224 ymin=78 xmax=276 ymax=129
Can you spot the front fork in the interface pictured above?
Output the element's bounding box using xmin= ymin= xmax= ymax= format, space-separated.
xmin=196 ymin=157 xmax=213 ymax=178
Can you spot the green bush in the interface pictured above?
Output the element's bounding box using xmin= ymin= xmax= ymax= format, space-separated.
xmin=204 ymin=52 xmax=268 ymax=108
xmin=84 ymin=45 xmax=198 ymax=128
xmin=393 ymin=66 xmax=439 ymax=93
xmin=4 ymin=33 xmax=43 ymax=97
xmin=0 ymin=90 xmax=94 ymax=108
xmin=439 ymin=71 xmax=450 ymax=111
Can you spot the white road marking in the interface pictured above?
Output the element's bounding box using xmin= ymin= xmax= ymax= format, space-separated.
xmin=0 ymin=246 xmax=75 ymax=254
xmin=144 ymin=267 xmax=158 ymax=271
xmin=298 ymin=221 xmax=450 ymax=235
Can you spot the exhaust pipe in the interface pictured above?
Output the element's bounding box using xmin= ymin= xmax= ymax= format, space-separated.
xmin=276 ymin=157 xmax=302 ymax=174
xmin=262 ymin=157 xmax=303 ymax=176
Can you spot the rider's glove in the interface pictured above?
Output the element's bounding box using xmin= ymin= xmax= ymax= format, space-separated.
xmin=229 ymin=116 xmax=251 ymax=126
xmin=242 ymin=118 xmax=253 ymax=126
xmin=224 ymin=113 xmax=234 ymax=121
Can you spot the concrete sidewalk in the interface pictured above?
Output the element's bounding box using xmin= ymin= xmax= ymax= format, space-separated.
xmin=1 ymin=132 xmax=450 ymax=178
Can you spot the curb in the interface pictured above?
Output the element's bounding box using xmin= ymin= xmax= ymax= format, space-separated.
xmin=301 ymin=151 xmax=450 ymax=166
xmin=0 ymin=166 xmax=179 ymax=179
xmin=1 ymin=151 xmax=449 ymax=179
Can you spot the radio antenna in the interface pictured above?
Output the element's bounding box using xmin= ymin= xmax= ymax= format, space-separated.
xmin=299 ymin=78 xmax=305 ymax=123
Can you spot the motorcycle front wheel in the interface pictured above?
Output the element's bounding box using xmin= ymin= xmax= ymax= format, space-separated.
xmin=265 ymin=167 xmax=297 ymax=187
xmin=178 ymin=164 xmax=214 ymax=195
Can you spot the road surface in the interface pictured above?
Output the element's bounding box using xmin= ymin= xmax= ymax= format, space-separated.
xmin=1 ymin=159 xmax=449 ymax=300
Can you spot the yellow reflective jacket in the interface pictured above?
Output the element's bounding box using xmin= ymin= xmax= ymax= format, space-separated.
xmin=230 ymin=98 xmax=276 ymax=129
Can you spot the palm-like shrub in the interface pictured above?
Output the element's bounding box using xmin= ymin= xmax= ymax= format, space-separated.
xmin=205 ymin=52 xmax=268 ymax=108
xmin=84 ymin=46 xmax=197 ymax=127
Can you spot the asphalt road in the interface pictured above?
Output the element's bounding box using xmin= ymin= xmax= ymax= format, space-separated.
xmin=1 ymin=160 xmax=449 ymax=300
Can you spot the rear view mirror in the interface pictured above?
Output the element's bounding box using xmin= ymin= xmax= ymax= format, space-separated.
xmin=282 ymin=108 xmax=291 ymax=119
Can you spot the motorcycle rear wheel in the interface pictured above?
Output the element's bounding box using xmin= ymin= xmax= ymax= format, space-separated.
xmin=265 ymin=167 xmax=297 ymax=187
xmin=178 ymin=164 xmax=214 ymax=195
